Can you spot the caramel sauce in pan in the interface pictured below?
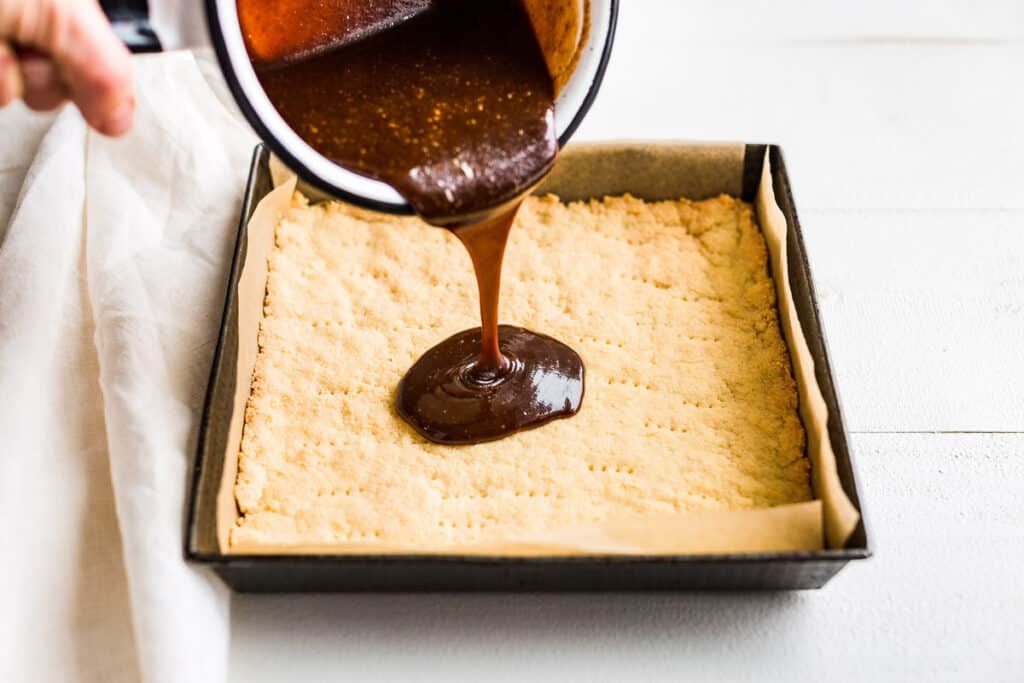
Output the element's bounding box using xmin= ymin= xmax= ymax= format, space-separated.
xmin=243 ymin=0 xmax=585 ymax=443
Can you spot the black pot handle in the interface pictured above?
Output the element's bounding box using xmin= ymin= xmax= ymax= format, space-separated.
xmin=100 ymin=0 xmax=163 ymax=53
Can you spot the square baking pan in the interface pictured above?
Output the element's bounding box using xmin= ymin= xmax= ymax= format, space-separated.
xmin=186 ymin=142 xmax=870 ymax=591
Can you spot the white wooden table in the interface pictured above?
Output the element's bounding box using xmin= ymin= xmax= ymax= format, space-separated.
xmin=230 ymin=2 xmax=1024 ymax=681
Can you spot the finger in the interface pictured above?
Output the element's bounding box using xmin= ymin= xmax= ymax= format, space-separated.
xmin=0 ymin=40 xmax=24 ymax=107
xmin=49 ymin=0 xmax=135 ymax=136
xmin=20 ymin=53 xmax=68 ymax=111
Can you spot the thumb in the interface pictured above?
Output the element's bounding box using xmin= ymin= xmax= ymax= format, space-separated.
xmin=2 ymin=0 xmax=135 ymax=135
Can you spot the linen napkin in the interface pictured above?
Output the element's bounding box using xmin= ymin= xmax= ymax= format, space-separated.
xmin=1 ymin=51 xmax=255 ymax=682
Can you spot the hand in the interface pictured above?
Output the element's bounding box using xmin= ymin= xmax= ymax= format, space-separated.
xmin=0 ymin=0 xmax=134 ymax=136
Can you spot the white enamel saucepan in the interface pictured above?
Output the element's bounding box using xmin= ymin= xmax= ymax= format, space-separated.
xmin=103 ymin=0 xmax=619 ymax=213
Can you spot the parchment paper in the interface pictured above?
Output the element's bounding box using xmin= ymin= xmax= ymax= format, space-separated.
xmin=219 ymin=144 xmax=860 ymax=556
xmin=214 ymin=175 xmax=296 ymax=552
xmin=756 ymin=153 xmax=861 ymax=548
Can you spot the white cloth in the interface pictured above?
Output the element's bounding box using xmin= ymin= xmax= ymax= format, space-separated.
xmin=1 ymin=51 xmax=256 ymax=682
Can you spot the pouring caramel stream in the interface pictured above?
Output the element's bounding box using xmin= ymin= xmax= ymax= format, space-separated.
xmin=242 ymin=0 xmax=585 ymax=443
